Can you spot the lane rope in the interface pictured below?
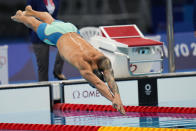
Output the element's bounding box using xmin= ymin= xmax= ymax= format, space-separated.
xmin=0 ymin=123 xmax=195 ymax=131
xmin=54 ymin=103 xmax=196 ymax=114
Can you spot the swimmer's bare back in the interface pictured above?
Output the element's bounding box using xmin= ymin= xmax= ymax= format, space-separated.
xmin=56 ymin=32 xmax=104 ymax=66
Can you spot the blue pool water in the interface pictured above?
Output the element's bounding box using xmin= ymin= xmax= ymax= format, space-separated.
xmin=53 ymin=111 xmax=196 ymax=129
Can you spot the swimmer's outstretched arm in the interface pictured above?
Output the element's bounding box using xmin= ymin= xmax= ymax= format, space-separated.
xmin=56 ymin=33 xmax=124 ymax=114
xmin=97 ymin=56 xmax=126 ymax=115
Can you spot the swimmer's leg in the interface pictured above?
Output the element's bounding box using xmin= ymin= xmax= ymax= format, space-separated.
xmin=11 ymin=10 xmax=42 ymax=32
xmin=97 ymin=56 xmax=126 ymax=115
xmin=25 ymin=5 xmax=54 ymax=24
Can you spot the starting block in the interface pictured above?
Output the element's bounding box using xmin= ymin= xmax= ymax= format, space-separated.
xmin=99 ymin=25 xmax=163 ymax=76
xmin=80 ymin=25 xmax=163 ymax=78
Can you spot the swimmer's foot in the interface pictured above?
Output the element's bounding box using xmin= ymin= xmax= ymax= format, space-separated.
xmin=11 ymin=10 xmax=24 ymax=23
xmin=24 ymin=5 xmax=33 ymax=16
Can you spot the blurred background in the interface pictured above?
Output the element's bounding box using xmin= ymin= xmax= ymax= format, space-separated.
xmin=0 ymin=0 xmax=194 ymax=38
xmin=0 ymin=0 xmax=195 ymax=84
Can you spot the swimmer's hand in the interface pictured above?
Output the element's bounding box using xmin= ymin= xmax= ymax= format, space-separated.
xmin=112 ymin=95 xmax=126 ymax=115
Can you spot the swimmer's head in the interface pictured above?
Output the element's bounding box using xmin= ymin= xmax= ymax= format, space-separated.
xmin=89 ymin=69 xmax=105 ymax=88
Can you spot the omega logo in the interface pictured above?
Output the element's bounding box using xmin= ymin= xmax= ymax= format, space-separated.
xmin=73 ymin=90 xmax=101 ymax=99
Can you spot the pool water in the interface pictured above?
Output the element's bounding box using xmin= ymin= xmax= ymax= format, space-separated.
xmin=0 ymin=108 xmax=196 ymax=130
xmin=52 ymin=111 xmax=196 ymax=129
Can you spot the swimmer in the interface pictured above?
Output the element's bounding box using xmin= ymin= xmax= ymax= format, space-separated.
xmin=11 ymin=6 xmax=125 ymax=115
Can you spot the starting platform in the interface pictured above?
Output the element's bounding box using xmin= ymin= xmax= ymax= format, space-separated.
xmin=82 ymin=24 xmax=164 ymax=78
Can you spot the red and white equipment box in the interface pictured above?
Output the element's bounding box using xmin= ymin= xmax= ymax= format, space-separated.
xmin=99 ymin=25 xmax=163 ymax=76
